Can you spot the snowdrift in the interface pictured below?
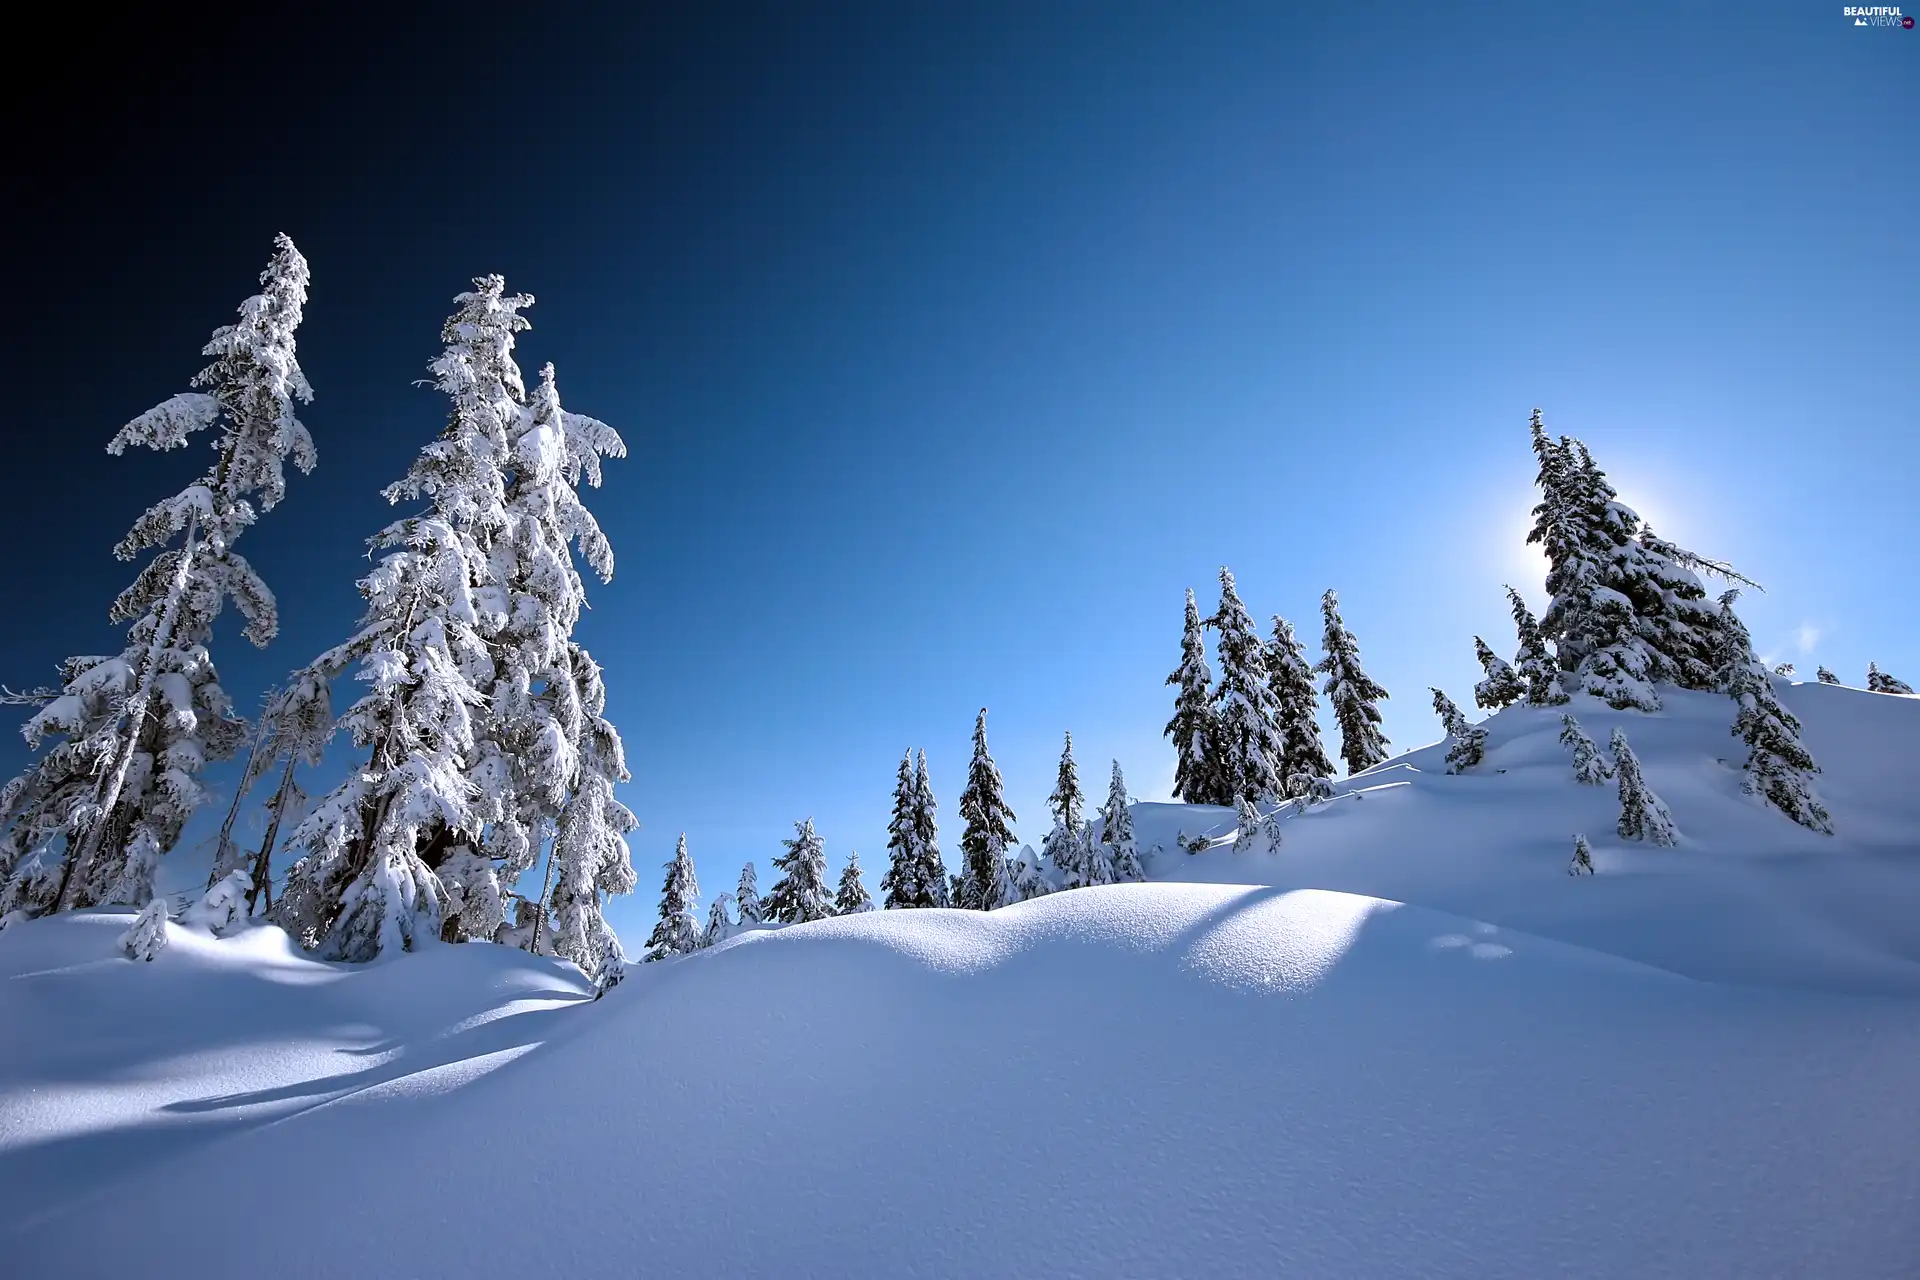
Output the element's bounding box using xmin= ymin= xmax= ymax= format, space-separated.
xmin=2 ymin=680 xmax=1917 ymax=1278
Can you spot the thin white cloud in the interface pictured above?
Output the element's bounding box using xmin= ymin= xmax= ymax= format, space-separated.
xmin=1795 ymin=624 xmax=1822 ymax=655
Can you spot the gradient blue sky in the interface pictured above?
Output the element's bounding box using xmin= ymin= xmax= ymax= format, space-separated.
xmin=1 ymin=2 xmax=1912 ymax=942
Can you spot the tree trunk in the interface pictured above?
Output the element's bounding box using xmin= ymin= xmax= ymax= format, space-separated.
xmin=245 ymin=754 xmax=300 ymax=915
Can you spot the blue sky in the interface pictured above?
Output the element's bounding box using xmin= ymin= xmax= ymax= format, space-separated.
xmin=1 ymin=2 xmax=1912 ymax=942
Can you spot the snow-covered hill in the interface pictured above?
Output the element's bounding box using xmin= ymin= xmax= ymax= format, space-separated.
xmin=3 ymin=681 xmax=1917 ymax=1278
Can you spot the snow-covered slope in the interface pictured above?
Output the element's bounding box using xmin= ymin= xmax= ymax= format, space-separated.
xmin=3 ymin=681 xmax=1917 ymax=1278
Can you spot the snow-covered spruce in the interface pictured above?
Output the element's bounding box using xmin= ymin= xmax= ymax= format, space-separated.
xmin=835 ymin=852 xmax=875 ymax=915
xmin=1472 ymin=636 xmax=1524 ymax=711
xmin=1009 ymin=844 xmax=1051 ymax=901
xmin=1609 ymin=728 xmax=1677 ymax=846
xmin=1267 ymin=613 xmax=1337 ymax=786
xmin=734 ymin=862 xmax=765 ymax=925
xmin=1559 ymin=714 xmax=1613 ymax=785
xmin=644 ymin=835 xmax=702 ymax=961
xmin=1867 ymin=663 xmax=1913 ymax=695
xmin=702 ymin=892 xmax=736 ymax=947
xmin=1816 ymin=666 xmax=1840 ymax=686
xmin=1505 ymin=586 xmax=1566 ymax=707
xmin=1716 ymin=592 xmax=1832 ymax=834
xmin=1568 ymin=834 xmax=1595 ymax=876
xmin=209 ymin=666 xmax=334 ymax=917
xmin=1099 ymin=760 xmax=1145 ymax=882
xmin=1207 ymin=569 xmax=1287 ymax=803
xmin=1316 ymin=589 xmax=1390 ymax=776
xmin=1773 ymin=663 xmax=1795 ymax=677
xmin=766 ymin=817 xmax=834 ymax=924
xmin=2 ymin=237 xmax=315 ymax=921
xmin=119 ymin=898 xmax=170 ymax=961
xmin=1232 ymin=795 xmax=1265 ymax=855
xmin=956 ymin=709 xmax=1017 ymax=910
xmin=184 ymin=870 xmax=251 ymax=937
xmin=882 ymin=752 xmax=945 ymax=909
xmin=1164 ymin=588 xmax=1225 ymax=805
xmin=1429 ymin=689 xmax=1486 ymax=773
xmin=1043 ymin=732 xmax=1103 ymax=889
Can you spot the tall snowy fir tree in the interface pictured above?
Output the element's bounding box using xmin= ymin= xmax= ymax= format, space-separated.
xmin=1715 ymin=593 xmax=1832 ymax=833
xmin=1043 ymin=732 xmax=1104 ymax=888
xmin=834 ymin=851 xmax=875 ymax=915
xmin=1429 ymin=689 xmax=1485 ymax=773
xmin=644 ymin=835 xmax=701 ymax=961
xmin=765 ymin=817 xmax=833 ymax=924
xmin=1558 ymin=714 xmax=1612 ymax=785
xmin=1267 ymin=614 xmax=1337 ymax=792
xmin=911 ymin=751 xmax=949 ymax=907
xmin=1471 ymin=637 xmax=1524 ymax=711
xmin=1505 ymin=587 xmax=1567 ymax=706
xmin=1207 ymin=569 xmax=1287 ymax=803
xmin=1 ymin=236 xmax=316 ymax=920
xmin=1816 ymin=666 xmax=1840 ymax=685
xmin=1610 ymin=728 xmax=1677 ymax=846
xmin=1099 ymin=760 xmax=1145 ymax=882
xmin=1316 ymin=590 xmax=1390 ymax=776
xmin=882 ymin=751 xmax=946 ymax=909
xmin=734 ymin=862 xmax=764 ymax=925
xmin=1164 ymin=588 xmax=1225 ymax=805
xmin=1867 ymin=663 xmax=1913 ymax=695
xmin=956 ymin=709 xmax=1018 ymax=911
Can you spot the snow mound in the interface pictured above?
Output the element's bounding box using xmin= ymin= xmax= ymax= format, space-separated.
xmin=7 ymin=880 xmax=1919 ymax=1278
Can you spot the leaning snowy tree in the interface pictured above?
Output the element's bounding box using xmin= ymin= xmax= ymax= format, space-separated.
xmin=1716 ymin=592 xmax=1831 ymax=833
xmin=1164 ymin=588 xmax=1225 ymax=805
xmin=0 ymin=236 xmax=316 ymax=921
xmin=1816 ymin=666 xmax=1839 ymax=685
xmin=834 ymin=851 xmax=875 ymax=915
xmin=1043 ymin=732 xmax=1103 ymax=888
xmin=956 ymin=708 xmax=1018 ymax=911
xmin=1429 ymin=689 xmax=1486 ymax=773
xmin=1867 ymin=663 xmax=1914 ymax=695
xmin=1099 ymin=760 xmax=1145 ymax=882
xmin=1471 ymin=637 xmax=1524 ymax=711
xmin=701 ymin=892 xmax=736 ymax=948
xmin=1316 ymin=589 xmax=1390 ymax=776
xmin=1505 ymin=586 xmax=1567 ymax=707
xmin=1207 ymin=569 xmax=1287 ymax=803
xmin=643 ymin=834 xmax=701 ymax=960
xmin=765 ymin=817 xmax=834 ymax=924
xmin=206 ymin=665 xmax=334 ymax=916
xmin=1609 ymin=728 xmax=1677 ymax=846
xmin=1267 ymin=614 xmax=1337 ymax=795
xmin=1558 ymin=713 xmax=1612 ymax=785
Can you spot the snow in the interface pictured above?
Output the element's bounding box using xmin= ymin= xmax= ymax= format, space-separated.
xmin=2 ymin=680 xmax=1917 ymax=1276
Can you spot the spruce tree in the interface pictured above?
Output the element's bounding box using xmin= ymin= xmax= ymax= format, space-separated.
xmin=1429 ymin=689 xmax=1486 ymax=773
xmin=1472 ymin=637 xmax=1524 ymax=711
xmin=1609 ymin=728 xmax=1677 ymax=846
xmin=120 ymin=898 xmax=170 ymax=961
xmin=1165 ymin=588 xmax=1225 ymax=805
xmin=1267 ymin=614 xmax=1337 ymax=790
xmin=1558 ymin=714 xmax=1612 ymax=785
xmin=1506 ymin=586 xmax=1567 ymax=706
xmin=909 ymin=750 xmax=948 ymax=906
xmin=956 ymin=708 xmax=1017 ymax=911
xmin=1207 ymin=570 xmax=1287 ymax=803
xmin=766 ymin=817 xmax=833 ymax=924
xmin=1816 ymin=666 xmax=1840 ymax=685
xmin=702 ymin=892 xmax=735 ymax=948
xmin=1867 ymin=663 xmax=1914 ymax=695
xmin=734 ymin=862 xmax=764 ymax=925
xmin=1099 ymin=760 xmax=1144 ymax=883
xmin=834 ymin=852 xmax=875 ymax=915
xmin=881 ymin=752 xmax=929 ymax=909
xmin=1042 ymin=732 xmax=1097 ymax=887
xmin=643 ymin=834 xmax=701 ymax=961
xmin=1316 ymin=589 xmax=1390 ymax=776
xmin=2 ymin=238 xmax=315 ymax=921
xmin=1568 ymin=834 xmax=1595 ymax=876
xmin=1008 ymin=844 xmax=1052 ymax=901
xmin=1717 ymin=592 xmax=1832 ymax=833
xmin=1232 ymin=795 xmax=1264 ymax=855
xmin=1773 ymin=663 xmax=1795 ymax=677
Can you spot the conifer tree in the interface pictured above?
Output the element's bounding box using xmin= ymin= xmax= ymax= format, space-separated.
xmin=1 ymin=238 xmax=316 ymax=920
xmin=765 ymin=817 xmax=833 ymax=924
xmin=1505 ymin=587 xmax=1567 ymax=706
xmin=1816 ymin=666 xmax=1840 ymax=685
xmin=956 ymin=709 xmax=1018 ymax=911
xmin=1773 ymin=663 xmax=1795 ymax=677
xmin=120 ymin=898 xmax=170 ymax=961
xmin=1609 ymin=728 xmax=1677 ymax=846
xmin=702 ymin=892 xmax=736 ymax=947
xmin=835 ymin=851 xmax=875 ymax=915
xmin=1099 ymin=760 xmax=1145 ymax=882
xmin=1267 ymin=614 xmax=1337 ymax=790
xmin=1568 ymin=834 xmax=1595 ymax=876
xmin=209 ymin=667 xmax=333 ymax=916
xmin=1232 ymin=795 xmax=1264 ymax=854
xmin=911 ymin=750 xmax=949 ymax=907
xmin=1867 ymin=663 xmax=1914 ymax=695
xmin=881 ymin=752 xmax=928 ymax=909
xmin=1042 ymin=732 xmax=1099 ymax=887
xmin=1716 ymin=593 xmax=1832 ymax=833
xmin=1008 ymin=844 xmax=1051 ymax=902
xmin=1471 ymin=637 xmax=1524 ymax=711
xmin=734 ymin=862 xmax=764 ymax=925
xmin=1316 ymin=589 xmax=1391 ymax=776
xmin=1429 ymin=689 xmax=1486 ymax=773
xmin=644 ymin=834 xmax=701 ymax=961
xmin=1164 ymin=589 xmax=1225 ymax=804
xmin=1207 ymin=570 xmax=1287 ymax=803
xmin=1558 ymin=714 xmax=1612 ymax=785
